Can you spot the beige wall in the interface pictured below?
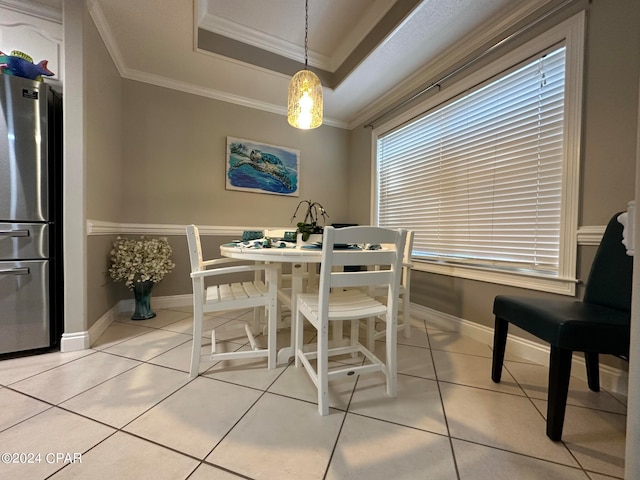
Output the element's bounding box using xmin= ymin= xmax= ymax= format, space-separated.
xmin=84 ymin=9 xmax=124 ymax=325
xmin=347 ymin=0 xmax=640 ymax=338
xmin=348 ymin=124 xmax=374 ymax=224
xmin=118 ymin=81 xmax=351 ymax=227
xmin=85 ymin=11 xmax=123 ymax=222
xmin=580 ymin=0 xmax=640 ymax=224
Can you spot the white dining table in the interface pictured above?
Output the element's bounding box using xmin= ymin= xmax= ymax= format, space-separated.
xmin=220 ymin=243 xmax=324 ymax=365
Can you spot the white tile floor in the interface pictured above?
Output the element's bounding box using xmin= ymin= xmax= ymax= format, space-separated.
xmin=0 ymin=306 xmax=627 ymax=480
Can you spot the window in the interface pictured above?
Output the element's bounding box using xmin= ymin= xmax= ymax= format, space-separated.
xmin=374 ymin=13 xmax=584 ymax=295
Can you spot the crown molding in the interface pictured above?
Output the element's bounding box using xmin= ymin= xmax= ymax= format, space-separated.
xmin=122 ymin=65 xmax=343 ymax=129
xmin=350 ymin=0 xmax=556 ymax=129
xmin=0 ymin=0 xmax=62 ymax=24
xmin=126 ymin=66 xmax=284 ymax=113
xmin=87 ymin=0 xmax=347 ymax=130
xmin=198 ymin=13 xmax=331 ymax=70
xmin=87 ymin=0 xmax=126 ymax=77
xmin=197 ymin=0 xmax=397 ymax=74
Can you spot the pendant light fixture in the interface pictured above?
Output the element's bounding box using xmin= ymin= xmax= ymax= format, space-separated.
xmin=287 ymin=0 xmax=323 ymax=129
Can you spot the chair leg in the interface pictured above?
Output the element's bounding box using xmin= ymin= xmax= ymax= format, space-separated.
xmin=332 ymin=320 xmax=343 ymax=342
xmin=491 ymin=317 xmax=509 ymax=383
xmin=190 ymin=307 xmax=204 ymax=380
xmin=584 ymin=352 xmax=600 ymax=392
xmin=267 ymin=292 xmax=277 ymax=371
xmin=547 ymin=346 xmax=573 ymax=441
xmin=294 ymin=309 xmax=304 ymax=368
xmin=385 ymin=310 xmax=398 ymax=398
xmin=365 ymin=317 xmax=376 ymax=350
xmin=402 ymin=293 xmax=411 ymax=338
xmin=251 ymin=306 xmax=262 ymax=336
xmin=318 ymin=315 xmax=329 ymax=416
xmin=350 ymin=319 xmax=359 ymax=346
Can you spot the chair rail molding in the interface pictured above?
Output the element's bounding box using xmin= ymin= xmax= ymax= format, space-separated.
xmin=577 ymin=225 xmax=606 ymax=246
xmin=88 ymin=219 xmax=608 ymax=243
xmin=86 ymin=219 xmax=293 ymax=237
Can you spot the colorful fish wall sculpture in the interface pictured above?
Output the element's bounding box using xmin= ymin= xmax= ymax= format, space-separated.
xmin=0 ymin=50 xmax=54 ymax=81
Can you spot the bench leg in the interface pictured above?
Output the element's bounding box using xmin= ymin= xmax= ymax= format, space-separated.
xmin=491 ymin=317 xmax=508 ymax=383
xmin=547 ymin=346 xmax=572 ymax=441
xmin=585 ymin=352 xmax=600 ymax=392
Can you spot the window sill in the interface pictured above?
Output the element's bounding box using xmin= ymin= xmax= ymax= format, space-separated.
xmin=412 ymin=260 xmax=577 ymax=296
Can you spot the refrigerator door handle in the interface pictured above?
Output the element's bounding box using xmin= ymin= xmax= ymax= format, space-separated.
xmin=0 ymin=267 xmax=30 ymax=275
xmin=0 ymin=229 xmax=30 ymax=237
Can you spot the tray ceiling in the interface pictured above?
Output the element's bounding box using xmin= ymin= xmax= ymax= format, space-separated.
xmin=6 ymin=0 xmax=553 ymax=129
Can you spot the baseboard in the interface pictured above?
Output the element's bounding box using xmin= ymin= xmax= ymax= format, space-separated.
xmin=118 ymin=294 xmax=192 ymax=314
xmin=88 ymin=306 xmax=120 ymax=347
xmin=411 ymin=303 xmax=629 ymax=397
xmin=85 ymin=295 xmax=192 ymax=348
xmin=60 ymin=331 xmax=90 ymax=352
xmin=149 ymin=294 xmax=192 ymax=309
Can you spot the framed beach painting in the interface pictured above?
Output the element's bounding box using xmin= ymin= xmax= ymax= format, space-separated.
xmin=225 ymin=137 xmax=300 ymax=196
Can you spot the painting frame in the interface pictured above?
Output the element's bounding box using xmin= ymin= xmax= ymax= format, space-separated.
xmin=225 ymin=137 xmax=300 ymax=197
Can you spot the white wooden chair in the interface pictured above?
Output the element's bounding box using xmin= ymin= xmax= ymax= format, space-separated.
xmin=294 ymin=226 xmax=407 ymax=415
xmin=186 ymin=225 xmax=278 ymax=379
xmin=362 ymin=230 xmax=414 ymax=348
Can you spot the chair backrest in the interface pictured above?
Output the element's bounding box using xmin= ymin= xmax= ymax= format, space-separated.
xmin=186 ymin=225 xmax=204 ymax=273
xmin=379 ymin=230 xmax=414 ymax=288
xmin=318 ymin=226 xmax=407 ymax=313
xmin=401 ymin=230 xmax=414 ymax=287
xmin=403 ymin=230 xmax=414 ymax=265
xmin=186 ymin=225 xmax=207 ymax=305
xmin=186 ymin=224 xmax=276 ymax=306
xmin=583 ymin=212 xmax=633 ymax=311
xmin=382 ymin=230 xmax=414 ymax=263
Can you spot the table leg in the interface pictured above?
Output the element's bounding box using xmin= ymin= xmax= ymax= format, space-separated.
xmin=277 ymin=262 xmax=305 ymax=365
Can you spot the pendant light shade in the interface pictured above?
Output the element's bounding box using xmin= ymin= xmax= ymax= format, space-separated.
xmin=287 ymin=0 xmax=323 ymax=129
xmin=287 ymin=69 xmax=323 ymax=129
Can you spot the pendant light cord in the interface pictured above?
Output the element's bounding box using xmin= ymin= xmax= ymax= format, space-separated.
xmin=304 ymin=0 xmax=309 ymax=69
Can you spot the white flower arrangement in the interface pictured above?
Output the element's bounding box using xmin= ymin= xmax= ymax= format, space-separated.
xmin=109 ymin=236 xmax=175 ymax=289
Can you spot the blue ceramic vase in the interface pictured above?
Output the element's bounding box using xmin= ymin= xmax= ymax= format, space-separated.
xmin=132 ymin=280 xmax=156 ymax=320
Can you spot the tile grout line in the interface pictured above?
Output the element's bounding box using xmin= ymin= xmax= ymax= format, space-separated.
xmin=501 ymin=361 xmax=596 ymax=477
xmin=424 ymin=317 xmax=463 ymax=480
xmin=321 ymin=350 xmax=367 ymax=480
xmin=195 ymin=369 xmax=289 ymax=479
xmin=42 ymin=427 xmax=121 ymax=479
xmin=0 ymin=349 xmax=102 ymax=388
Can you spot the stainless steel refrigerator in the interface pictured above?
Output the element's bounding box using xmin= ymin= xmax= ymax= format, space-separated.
xmin=0 ymin=73 xmax=63 ymax=356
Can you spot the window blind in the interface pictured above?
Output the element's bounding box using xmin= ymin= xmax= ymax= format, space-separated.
xmin=377 ymin=46 xmax=566 ymax=274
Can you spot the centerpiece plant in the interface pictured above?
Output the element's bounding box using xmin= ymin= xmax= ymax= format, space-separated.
xmin=290 ymin=200 xmax=329 ymax=241
xmin=109 ymin=235 xmax=175 ymax=320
